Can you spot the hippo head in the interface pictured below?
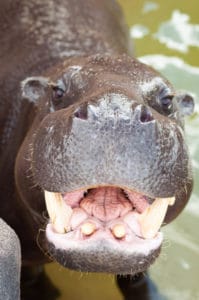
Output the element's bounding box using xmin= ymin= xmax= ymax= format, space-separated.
xmin=17 ymin=54 xmax=194 ymax=274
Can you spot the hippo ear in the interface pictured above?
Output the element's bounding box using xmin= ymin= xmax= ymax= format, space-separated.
xmin=21 ymin=76 xmax=50 ymax=103
xmin=176 ymin=91 xmax=195 ymax=116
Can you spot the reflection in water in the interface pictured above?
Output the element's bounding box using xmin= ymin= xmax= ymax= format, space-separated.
xmin=130 ymin=25 xmax=150 ymax=39
xmin=142 ymin=2 xmax=159 ymax=15
xmin=154 ymin=10 xmax=199 ymax=53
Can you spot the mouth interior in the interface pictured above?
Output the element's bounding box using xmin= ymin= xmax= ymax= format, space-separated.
xmin=44 ymin=186 xmax=175 ymax=242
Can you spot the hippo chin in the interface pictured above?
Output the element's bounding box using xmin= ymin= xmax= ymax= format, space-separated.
xmin=0 ymin=0 xmax=194 ymax=277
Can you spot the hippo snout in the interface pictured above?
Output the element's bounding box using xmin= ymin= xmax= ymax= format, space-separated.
xmin=33 ymin=93 xmax=189 ymax=199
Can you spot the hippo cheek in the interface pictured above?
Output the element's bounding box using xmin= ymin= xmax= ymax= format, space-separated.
xmin=32 ymin=94 xmax=192 ymax=274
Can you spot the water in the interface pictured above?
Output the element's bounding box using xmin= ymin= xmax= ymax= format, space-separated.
xmin=45 ymin=1 xmax=199 ymax=299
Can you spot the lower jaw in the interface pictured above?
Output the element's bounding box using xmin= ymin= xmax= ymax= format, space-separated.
xmin=43 ymin=185 xmax=172 ymax=273
xmin=45 ymin=223 xmax=163 ymax=274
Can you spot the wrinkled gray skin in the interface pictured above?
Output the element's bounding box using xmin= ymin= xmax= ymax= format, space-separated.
xmin=0 ymin=218 xmax=21 ymax=300
xmin=0 ymin=0 xmax=194 ymax=274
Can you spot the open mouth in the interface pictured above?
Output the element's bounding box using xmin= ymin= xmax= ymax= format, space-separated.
xmin=44 ymin=186 xmax=175 ymax=248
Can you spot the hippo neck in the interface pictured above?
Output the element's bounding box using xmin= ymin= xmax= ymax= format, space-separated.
xmin=1 ymin=0 xmax=131 ymax=64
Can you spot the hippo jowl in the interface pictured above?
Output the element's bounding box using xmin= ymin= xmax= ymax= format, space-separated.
xmin=0 ymin=0 xmax=194 ymax=275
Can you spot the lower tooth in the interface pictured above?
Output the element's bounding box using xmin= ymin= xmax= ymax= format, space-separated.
xmin=81 ymin=222 xmax=96 ymax=236
xmin=139 ymin=197 xmax=175 ymax=239
xmin=112 ymin=224 xmax=126 ymax=239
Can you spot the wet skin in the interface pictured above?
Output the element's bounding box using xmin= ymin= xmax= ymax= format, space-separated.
xmin=0 ymin=0 xmax=194 ymax=280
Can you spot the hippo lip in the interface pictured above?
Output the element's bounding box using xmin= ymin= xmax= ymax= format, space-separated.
xmin=44 ymin=186 xmax=175 ymax=249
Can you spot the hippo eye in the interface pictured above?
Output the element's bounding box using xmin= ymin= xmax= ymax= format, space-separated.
xmin=160 ymin=94 xmax=174 ymax=111
xmin=53 ymin=86 xmax=65 ymax=99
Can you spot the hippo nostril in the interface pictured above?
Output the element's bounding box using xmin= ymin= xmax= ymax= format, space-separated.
xmin=74 ymin=104 xmax=88 ymax=120
xmin=140 ymin=106 xmax=154 ymax=123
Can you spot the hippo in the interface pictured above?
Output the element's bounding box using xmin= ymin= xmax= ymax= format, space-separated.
xmin=0 ymin=218 xmax=21 ymax=300
xmin=0 ymin=0 xmax=194 ymax=297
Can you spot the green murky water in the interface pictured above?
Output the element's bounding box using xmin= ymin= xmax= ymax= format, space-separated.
xmin=45 ymin=1 xmax=199 ymax=299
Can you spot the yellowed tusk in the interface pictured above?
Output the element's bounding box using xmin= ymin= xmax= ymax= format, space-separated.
xmin=44 ymin=190 xmax=73 ymax=234
xmin=139 ymin=196 xmax=175 ymax=239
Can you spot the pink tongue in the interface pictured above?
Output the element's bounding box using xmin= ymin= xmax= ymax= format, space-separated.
xmin=80 ymin=187 xmax=132 ymax=222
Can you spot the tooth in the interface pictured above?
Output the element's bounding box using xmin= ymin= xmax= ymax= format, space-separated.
xmin=81 ymin=222 xmax=96 ymax=236
xmin=44 ymin=191 xmax=73 ymax=234
xmin=112 ymin=224 xmax=126 ymax=239
xmin=139 ymin=197 xmax=175 ymax=239
xmin=70 ymin=208 xmax=88 ymax=230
